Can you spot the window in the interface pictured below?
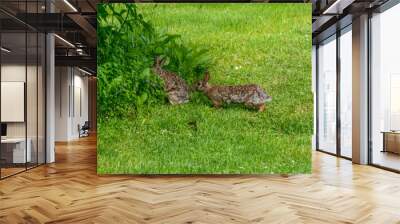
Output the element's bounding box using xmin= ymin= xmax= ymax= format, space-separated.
xmin=317 ymin=35 xmax=337 ymax=154
xmin=370 ymin=3 xmax=400 ymax=171
xmin=339 ymin=26 xmax=352 ymax=158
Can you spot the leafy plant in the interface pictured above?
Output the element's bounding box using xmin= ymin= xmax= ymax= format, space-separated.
xmin=97 ymin=3 xmax=212 ymax=119
xmin=163 ymin=42 xmax=212 ymax=86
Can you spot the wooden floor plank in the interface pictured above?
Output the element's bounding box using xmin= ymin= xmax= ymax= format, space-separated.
xmin=0 ymin=135 xmax=400 ymax=223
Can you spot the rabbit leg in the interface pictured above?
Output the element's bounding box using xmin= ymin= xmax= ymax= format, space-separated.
xmin=257 ymin=104 xmax=266 ymax=112
xmin=245 ymin=102 xmax=257 ymax=110
xmin=212 ymin=100 xmax=222 ymax=108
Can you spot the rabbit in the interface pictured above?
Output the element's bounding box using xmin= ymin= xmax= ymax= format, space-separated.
xmin=196 ymin=71 xmax=272 ymax=111
xmin=152 ymin=56 xmax=190 ymax=105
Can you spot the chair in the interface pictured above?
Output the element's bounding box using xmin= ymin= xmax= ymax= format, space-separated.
xmin=79 ymin=121 xmax=90 ymax=138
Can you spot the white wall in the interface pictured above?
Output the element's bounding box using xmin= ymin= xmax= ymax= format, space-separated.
xmin=1 ymin=65 xmax=26 ymax=139
xmin=1 ymin=63 xmax=46 ymax=164
xmin=1 ymin=82 xmax=25 ymax=122
xmin=1 ymin=65 xmax=25 ymax=81
xmin=55 ymin=66 xmax=70 ymax=141
xmin=72 ymin=72 xmax=89 ymax=138
xmin=55 ymin=67 xmax=89 ymax=141
xmin=1 ymin=65 xmax=28 ymax=167
xmin=1 ymin=65 xmax=40 ymax=137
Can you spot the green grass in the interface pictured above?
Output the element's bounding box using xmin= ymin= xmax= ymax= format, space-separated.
xmin=97 ymin=3 xmax=312 ymax=174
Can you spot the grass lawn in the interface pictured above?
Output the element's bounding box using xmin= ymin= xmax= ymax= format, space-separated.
xmin=97 ymin=3 xmax=312 ymax=174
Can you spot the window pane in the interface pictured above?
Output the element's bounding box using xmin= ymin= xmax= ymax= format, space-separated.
xmin=340 ymin=28 xmax=352 ymax=158
xmin=371 ymin=4 xmax=400 ymax=171
xmin=1 ymin=31 xmax=27 ymax=177
xmin=318 ymin=35 xmax=337 ymax=154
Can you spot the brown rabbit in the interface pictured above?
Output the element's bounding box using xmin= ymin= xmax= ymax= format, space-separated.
xmin=152 ymin=56 xmax=190 ymax=105
xmin=196 ymin=71 xmax=272 ymax=111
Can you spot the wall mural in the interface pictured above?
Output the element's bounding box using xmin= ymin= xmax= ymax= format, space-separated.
xmin=97 ymin=3 xmax=312 ymax=174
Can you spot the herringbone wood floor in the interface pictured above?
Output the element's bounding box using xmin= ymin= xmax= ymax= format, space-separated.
xmin=1 ymin=135 xmax=400 ymax=224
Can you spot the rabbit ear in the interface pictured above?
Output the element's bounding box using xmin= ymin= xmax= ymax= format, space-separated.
xmin=154 ymin=56 xmax=161 ymax=66
xmin=159 ymin=57 xmax=166 ymax=66
xmin=154 ymin=56 xmax=165 ymax=66
xmin=204 ymin=71 xmax=210 ymax=82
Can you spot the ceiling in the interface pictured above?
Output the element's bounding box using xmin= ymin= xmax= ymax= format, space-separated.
xmin=2 ymin=0 xmax=394 ymax=72
xmin=0 ymin=0 xmax=100 ymax=74
xmin=312 ymin=0 xmax=391 ymax=43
